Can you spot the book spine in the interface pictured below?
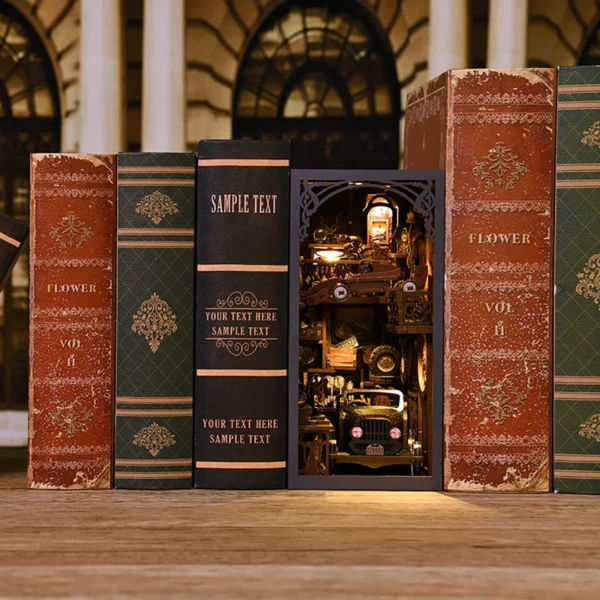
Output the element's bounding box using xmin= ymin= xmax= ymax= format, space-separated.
xmin=194 ymin=140 xmax=290 ymax=489
xmin=28 ymin=154 xmax=116 ymax=489
xmin=114 ymin=153 xmax=195 ymax=489
xmin=554 ymin=66 xmax=600 ymax=494
xmin=405 ymin=69 xmax=555 ymax=492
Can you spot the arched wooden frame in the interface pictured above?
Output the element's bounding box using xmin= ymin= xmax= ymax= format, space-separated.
xmin=233 ymin=1 xmax=401 ymax=169
xmin=0 ymin=3 xmax=60 ymax=408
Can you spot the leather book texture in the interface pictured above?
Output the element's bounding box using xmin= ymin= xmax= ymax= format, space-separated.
xmin=195 ymin=140 xmax=289 ymax=489
xmin=28 ymin=154 xmax=116 ymax=489
xmin=404 ymin=69 xmax=555 ymax=492
xmin=115 ymin=153 xmax=195 ymax=489
xmin=554 ymin=66 xmax=600 ymax=494
xmin=0 ymin=212 xmax=29 ymax=292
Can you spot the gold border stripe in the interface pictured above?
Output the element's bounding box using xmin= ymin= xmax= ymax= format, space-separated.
xmin=117 ymin=179 xmax=194 ymax=186
xmin=557 ymin=101 xmax=600 ymax=109
xmin=555 ymin=455 xmax=600 ymax=463
xmin=558 ymin=84 xmax=600 ymax=93
xmin=0 ymin=232 xmax=21 ymax=248
xmin=117 ymin=397 xmax=193 ymax=405
xmin=555 ymin=470 xmax=600 ymax=479
xmin=555 ymin=392 xmax=600 ymax=400
xmin=118 ymin=166 xmax=195 ymax=174
xmin=118 ymin=241 xmax=194 ymax=248
xmin=116 ymin=409 xmax=193 ymax=416
xmin=556 ymin=180 xmax=600 ymax=188
xmin=196 ymin=369 xmax=287 ymax=377
xmin=197 ymin=264 xmax=288 ymax=272
xmin=556 ymin=164 xmax=600 ymax=172
xmin=198 ymin=159 xmax=288 ymax=167
xmin=115 ymin=458 xmax=192 ymax=466
xmin=555 ymin=376 xmax=600 ymax=385
xmin=195 ymin=461 xmax=286 ymax=469
xmin=118 ymin=228 xmax=194 ymax=236
xmin=115 ymin=472 xmax=192 ymax=479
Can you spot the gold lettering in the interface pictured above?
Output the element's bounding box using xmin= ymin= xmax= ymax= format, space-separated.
xmin=468 ymin=233 xmax=533 ymax=245
xmin=67 ymin=354 xmax=76 ymax=367
xmin=494 ymin=321 xmax=506 ymax=337
xmin=485 ymin=302 xmax=514 ymax=314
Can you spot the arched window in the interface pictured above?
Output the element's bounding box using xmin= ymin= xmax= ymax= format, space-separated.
xmin=0 ymin=4 xmax=60 ymax=408
xmin=234 ymin=1 xmax=400 ymax=169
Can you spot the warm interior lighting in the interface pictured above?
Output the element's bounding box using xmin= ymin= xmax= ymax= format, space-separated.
xmin=315 ymin=249 xmax=345 ymax=262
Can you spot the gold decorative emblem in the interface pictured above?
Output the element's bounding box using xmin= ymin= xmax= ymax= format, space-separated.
xmin=581 ymin=121 xmax=600 ymax=147
xmin=131 ymin=293 xmax=178 ymax=353
xmin=135 ymin=190 xmax=179 ymax=224
xmin=576 ymin=253 xmax=600 ymax=310
xmin=50 ymin=399 xmax=93 ymax=437
xmin=473 ymin=142 xmax=528 ymax=190
xmin=133 ymin=423 xmax=176 ymax=457
xmin=474 ymin=377 xmax=527 ymax=425
xmin=579 ymin=414 xmax=600 ymax=443
xmin=50 ymin=212 xmax=93 ymax=249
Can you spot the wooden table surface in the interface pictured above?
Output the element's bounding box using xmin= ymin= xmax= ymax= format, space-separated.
xmin=1 ymin=448 xmax=599 ymax=599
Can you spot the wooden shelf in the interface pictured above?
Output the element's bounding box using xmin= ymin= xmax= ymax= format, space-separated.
xmin=314 ymin=295 xmax=388 ymax=306
xmin=386 ymin=324 xmax=433 ymax=334
xmin=332 ymin=452 xmax=425 ymax=469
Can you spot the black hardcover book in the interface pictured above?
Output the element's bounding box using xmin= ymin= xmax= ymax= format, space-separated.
xmin=194 ymin=140 xmax=290 ymax=489
xmin=0 ymin=212 xmax=28 ymax=292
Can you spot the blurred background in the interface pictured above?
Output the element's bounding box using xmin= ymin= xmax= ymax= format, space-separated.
xmin=0 ymin=0 xmax=598 ymax=443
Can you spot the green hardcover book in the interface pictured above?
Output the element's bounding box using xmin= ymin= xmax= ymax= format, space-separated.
xmin=115 ymin=153 xmax=195 ymax=489
xmin=555 ymin=66 xmax=600 ymax=494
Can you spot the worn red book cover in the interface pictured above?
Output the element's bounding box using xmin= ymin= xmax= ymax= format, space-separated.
xmin=404 ymin=69 xmax=555 ymax=491
xmin=28 ymin=154 xmax=116 ymax=489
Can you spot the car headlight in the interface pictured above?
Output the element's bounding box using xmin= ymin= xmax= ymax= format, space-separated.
xmin=351 ymin=427 xmax=363 ymax=439
xmin=389 ymin=427 xmax=401 ymax=440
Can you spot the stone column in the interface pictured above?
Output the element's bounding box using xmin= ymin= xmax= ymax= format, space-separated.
xmin=428 ymin=0 xmax=469 ymax=79
xmin=79 ymin=0 xmax=125 ymax=152
xmin=487 ymin=0 xmax=528 ymax=68
xmin=141 ymin=0 xmax=186 ymax=151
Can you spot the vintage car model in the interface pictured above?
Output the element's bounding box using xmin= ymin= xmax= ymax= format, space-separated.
xmin=339 ymin=388 xmax=405 ymax=456
xmin=303 ymin=262 xmax=404 ymax=305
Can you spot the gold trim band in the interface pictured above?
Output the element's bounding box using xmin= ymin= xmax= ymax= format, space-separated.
xmin=555 ymin=455 xmax=600 ymax=463
xmin=118 ymin=241 xmax=194 ymax=248
xmin=116 ymin=397 xmax=193 ymax=405
xmin=197 ymin=159 xmax=289 ymax=167
xmin=118 ymin=166 xmax=195 ymax=174
xmin=557 ymin=101 xmax=600 ymax=109
xmin=197 ymin=264 xmax=288 ymax=272
xmin=118 ymin=228 xmax=194 ymax=236
xmin=555 ymin=376 xmax=600 ymax=385
xmin=115 ymin=458 xmax=193 ymax=466
xmin=555 ymin=470 xmax=600 ymax=479
xmin=195 ymin=461 xmax=286 ymax=469
xmin=558 ymin=84 xmax=600 ymax=93
xmin=117 ymin=179 xmax=195 ymax=186
xmin=556 ymin=164 xmax=600 ymax=172
xmin=554 ymin=392 xmax=600 ymax=400
xmin=115 ymin=471 xmax=192 ymax=479
xmin=116 ymin=409 xmax=193 ymax=416
xmin=556 ymin=180 xmax=600 ymax=188
xmin=0 ymin=232 xmax=21 ymax=248
xmin=196 ymin=369 xmax=287 ymax=377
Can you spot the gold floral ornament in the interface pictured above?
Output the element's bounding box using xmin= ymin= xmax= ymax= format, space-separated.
xmin=473 ymin=142 xmax=528 ymax=190
xmin=579 ymin=414 xmax=600 ymax=443
xmin=474 ymin=376 xmax=527 ymax=425
xmin=50 ymin=212 xmax=93 ymax=249
xmin=576 ymin=253 xmax=600 ymax=311
xmin=135 ymin=190 xmax=179 ymax=224
xmin=581 ymin=121 xmax=600 ymax=147
xmin=131 ymin=293 xmax=178 ymax=353
xmin=133 ymin=423 xmax=176 ymax=457
xmin=50 ymin=399 xmax=93 ymax=437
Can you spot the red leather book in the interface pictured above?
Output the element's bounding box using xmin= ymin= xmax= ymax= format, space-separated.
xmin=28 ymin=154 xmax=116 ymax=489
xmin=404 ymin=69 xmax=555 ymax=492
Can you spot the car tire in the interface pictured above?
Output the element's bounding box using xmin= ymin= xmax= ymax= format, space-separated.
xmin=332 ymin=283 xmax=350 ymax=302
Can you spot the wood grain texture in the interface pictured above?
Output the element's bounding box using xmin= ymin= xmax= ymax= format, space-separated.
xmin=1 ymin=449 xmax=600 ymax=599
